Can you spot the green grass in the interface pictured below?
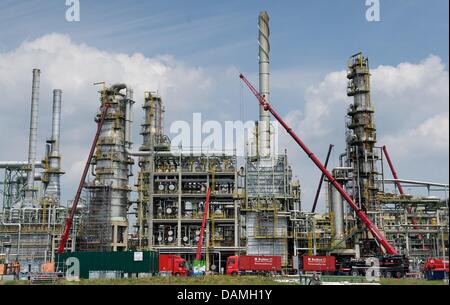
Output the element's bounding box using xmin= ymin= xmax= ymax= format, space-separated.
xmin=379 ymin=278 xmax=448 ymax=286
xmin=1 ymin=276 xmax=447 ymax=286
xmin=0 ymin=275 xmax=286 ymax=286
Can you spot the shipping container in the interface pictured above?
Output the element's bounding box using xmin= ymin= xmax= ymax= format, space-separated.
xmin=303 ymin=256 xmax=336 ymax=272
xmin=56 ymin=251 xmax=159 ymax=279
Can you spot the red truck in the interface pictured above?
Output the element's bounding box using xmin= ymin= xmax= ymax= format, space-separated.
xmin=424 ymin=258 xmax=449 ymax=280
xmin=302 ymin=256 xmax=336 ymax=273
xmin=226 ymin=255 xmax=282 ymax=276
xmin=159 ymin=254 xmax=187 ymax=276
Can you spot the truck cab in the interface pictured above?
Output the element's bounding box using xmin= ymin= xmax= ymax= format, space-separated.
xmin=159 ymin=254 xmax=187 ymax=276
xmin=226 ymin=256 xmax=239 ymax=275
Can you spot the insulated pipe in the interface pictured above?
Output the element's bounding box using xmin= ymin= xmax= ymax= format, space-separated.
xmin=0 ymin=161 xmax=43 ymax=169
xmin=258 ymin=11 xmax=271 ymax=158
xmin=125 ymin=88 xmax=134 ymax=148
xmin=111 ymin=83 xmax=127 ymax=92
xmin=26 ymin=69 xmax=41 ymax=199
xmin=330 ymin=185 xmax=345 ymax=240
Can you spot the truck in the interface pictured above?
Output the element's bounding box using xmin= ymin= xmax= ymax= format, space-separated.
xmin=302 ymin=256 xmax=336 ymax=273
xmin=226 ymin=255 xmax=282 ymax=276
xmin=423 ymin=258 xmax=449 ymax=280
xmin=338 ymin=255 xmax=409 ymax=278
xmin=159 ymin=254 xmax=187 ymax=277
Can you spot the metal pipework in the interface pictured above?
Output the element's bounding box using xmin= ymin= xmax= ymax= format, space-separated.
xmin=45 ymin=89 xmax=63 ymax=200
xmin=258 ymin=11 xmax=271 ymax=158
xmin=26 ymin=68 xmax=41 ymax=200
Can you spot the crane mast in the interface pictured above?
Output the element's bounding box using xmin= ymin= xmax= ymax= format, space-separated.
xmin=196 ymin=187 xmax=213 ymax=261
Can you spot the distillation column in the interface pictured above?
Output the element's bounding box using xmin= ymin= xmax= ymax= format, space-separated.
xmin=346 ymin=53 xmax=381 ymax=227
xmin=92 ymin=84 xmax=133 ymax=251
xmin=137 ymin=92 xmax=169 ymax=248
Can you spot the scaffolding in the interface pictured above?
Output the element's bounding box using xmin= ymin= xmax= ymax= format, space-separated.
xmin=243 ymin=155 xmax=297 ymax=266
xmin=78 ymin=185 xmax=113 ymax=252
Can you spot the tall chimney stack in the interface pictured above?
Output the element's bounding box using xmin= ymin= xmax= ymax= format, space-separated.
xmin=45 ymin=89 xmax=63 ymax=201
xmin=26 ymin=69 xmax=41 ymax=202
xmin=258 ymin=11 xmax=271 ymax=157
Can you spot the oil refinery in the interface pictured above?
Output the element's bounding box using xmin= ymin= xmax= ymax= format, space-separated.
xmin=0 ymin=11 xmax=448 ymax=285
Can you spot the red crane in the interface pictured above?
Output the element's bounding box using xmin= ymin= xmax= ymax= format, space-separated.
xmin=57 ymin=102 xmax=111 ymax=254
xmin=196 ymin=187 xmax=213 ymax=260
xmin=383 ymin=145 xmax=405 ymax=195
xmin=239 ymin=73 xmax=398 ymax=255
xmin=383 ymin=145 xmax=421 ymax=239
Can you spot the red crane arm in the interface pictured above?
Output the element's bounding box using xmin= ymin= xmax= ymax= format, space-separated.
xmin=239 ymin=73 xmax=398 ymax=255
xmin=383 ymin=145 xmax=421 ymax=237
xmin=383 ymin=145 xmax=405 ymax=195
xmin=57 ymin=103 xmax=111 ymax=254
xmin=196 ymin=187 xmax=213 ymax=261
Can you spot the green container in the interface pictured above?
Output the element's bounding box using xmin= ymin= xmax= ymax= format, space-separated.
xmin=56 ymin=251 xmax=159 ymax=279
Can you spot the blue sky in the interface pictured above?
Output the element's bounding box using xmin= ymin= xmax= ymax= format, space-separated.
xmin=0 ymin=0 xmax=448 ymax=210
xmin=1 ymin=0 xmax=448 ymax=70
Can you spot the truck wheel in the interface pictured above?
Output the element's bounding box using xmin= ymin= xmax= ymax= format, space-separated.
xmin=351 ymin=270 xmax=359 ymax=277
xmin=231 ymin=271 xmax=238 ymax=276
xmin=396 ymin=272 xmax=403 ymax=278
xmin=175 ymin=273 xmax=181 ymax=277
xmin=385 ymin=271 xmax=392 ymax=278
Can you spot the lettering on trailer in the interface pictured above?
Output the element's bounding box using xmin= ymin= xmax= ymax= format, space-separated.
xmin=177 ymin=289 xmax=272 ymax=302
xmin=254 ymin=257 xmax=273 ymax=265
xmin=307 ymin=257 xmax=327 ymax=266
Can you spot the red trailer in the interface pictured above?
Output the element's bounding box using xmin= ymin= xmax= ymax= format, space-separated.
xmin=303 ymin=256 xmax=336 ymax=272
xmin=159 ymin=254 xmax=187 ymax=276
xmin=226 ymin=255 xmax=282 ymax=275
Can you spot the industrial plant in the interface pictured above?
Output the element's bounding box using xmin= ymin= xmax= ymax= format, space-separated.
xmin=0 ymin=11 xmax=448 ymax=283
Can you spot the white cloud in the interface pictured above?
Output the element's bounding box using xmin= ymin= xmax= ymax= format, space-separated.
xmin=382 ymin=113 xmax=449 ymax=158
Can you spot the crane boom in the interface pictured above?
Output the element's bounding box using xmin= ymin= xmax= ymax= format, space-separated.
xmin=383 ymin=145 xmax=421 ymax=238
xmin=239 ymin=73 xmax=398 ymax=255
xmin=57 ymin=103 xmax=111 ymax=254
xmin=383 ymin=145 xmax=405 ymax=195
xmin=196 ymin=187 xmax=213 ymax=261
